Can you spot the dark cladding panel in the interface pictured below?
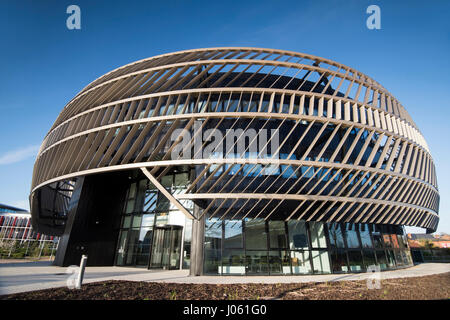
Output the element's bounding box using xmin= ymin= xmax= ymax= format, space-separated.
xmin=53 ymin=171 xmax=130 ymax=267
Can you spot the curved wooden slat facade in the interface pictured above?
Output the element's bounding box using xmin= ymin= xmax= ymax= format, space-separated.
xmin=30 ymin=47 xmax=439 ymax=234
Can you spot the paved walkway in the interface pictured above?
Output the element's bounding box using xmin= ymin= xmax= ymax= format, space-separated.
xmin=0 ymin=260 xmax=449 ymax=295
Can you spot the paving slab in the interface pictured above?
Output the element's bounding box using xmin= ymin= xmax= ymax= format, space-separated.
xmin=1 ymin=260 xmax=449 ymax=296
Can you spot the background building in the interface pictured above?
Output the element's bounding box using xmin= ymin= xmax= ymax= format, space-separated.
xmin=407 ymin=233 xmax=450 ymax=263
xmin=0 ymin=204 xmax=58 ymax=259
xmin=30 ymin=48 xmax=439 ymax=275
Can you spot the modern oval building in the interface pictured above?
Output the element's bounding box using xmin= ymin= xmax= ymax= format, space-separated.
xmin=30 ymin=47 xmax=439 ymax=275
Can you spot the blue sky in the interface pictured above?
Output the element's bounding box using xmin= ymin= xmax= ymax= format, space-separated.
xmin=0 ymin=0 xmax=449 ymax=233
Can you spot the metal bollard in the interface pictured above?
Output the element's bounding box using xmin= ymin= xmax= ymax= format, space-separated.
xmin=76 ymin=255 xmax=88 ymax=289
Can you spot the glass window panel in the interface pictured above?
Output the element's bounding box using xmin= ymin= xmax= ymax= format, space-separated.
xmin=141 ymin=214 xmax=155 ymax=227
xmin=132 ymin=215 xmax=142 ymax=228
xmin=288 ymin=220 xmax=309 ymax=250
xmin=221 ymin=249 xmax=245 ymax=274
xmin=386 ymin=250 xmax=396 ymax=268
xmin=155 ymin=212 xmax=169 ymax=226
xmin=128 ymin=183 xmax=137 ymax=199
xmin=224 ymin=220 xmax=243 ymax=249
xmin=383 ymin=234 xmax=392 ymax=248
xmin=372 ymin=226 xmax=384 ymax=248
xmin=328 ymin=223 xmax=345 ymax=249
xmin=402 ymin=250 xmax=413 ymax=266
xmin=144 ymin=191 xmax=158 ymax=212
xmin=245 ymin=219 xmax=267 ymax=250
xmin=394 ymin=251 xmax=404 ymax=267
xmin=246 ymin=251 xmax=269 ymax=274
xmin=183 ymin=219 xmax=193 ymax=269
xmin=309 ymin=222 xmax=327 ymax=248
xmin=174 ymin=173 xmax=189 ymax=186
xmin=311 ymin=250 xmax=331 ymax=273
xmin=157 ymin=194 xmax=170 ymax=212
xmin=290 ymin=251 xmax=312 ymax=274
xmin=345 ymin=223 xmax=361 ymax=248
xmin=375 ymin=250 xmax=388 ymax=270
xmin=269 ymin=221 xmax=287 ymax=249
xmin=347 ymin=250 xmax=364 ymax=272
xmin=122 ymin=216 xmax=131 ymax=228
xmin=390 ymin=234 xmax=400 ymax=248
xmin=126 ymin=228 xmax=140 ymax=265
xmin=362 ymin=250 xmax=376 ymax=269
xmin=268 ymin=250 xmax=290 ymax=275
xmin=134 ymin=179 xmax=147 ymax=212
xmin=125 ymin=199 xmax=135 ymax=214
xmin=115 ymin=230 xmax=128 ymax=266
xmin=330 ymin=250 xmax=348 ymax=272
xmin=359 ymin=224 xmax=373 ymax=248
xmin=161 ymin=175 xmax=173 ymax=188
xmin=169 ymin=228 xmax=182 ymax=269
xmin=135 ymin=227 xmax=152 ymax=266
xmin=397 ymin=235 xmax=407 ymax=248
xmin=204 ymin=219 xmax=222 ymax=274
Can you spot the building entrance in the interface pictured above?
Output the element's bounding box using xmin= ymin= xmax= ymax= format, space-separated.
xmin=148 ymin=226 xmax=182 ymax=270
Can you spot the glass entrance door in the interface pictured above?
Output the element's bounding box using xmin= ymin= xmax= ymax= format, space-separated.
xmin=149 ymin=226 xmax=182 ymax=269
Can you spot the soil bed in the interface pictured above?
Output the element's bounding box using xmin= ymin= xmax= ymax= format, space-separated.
xmin=2 ymin=272 xmax=449 ymax=300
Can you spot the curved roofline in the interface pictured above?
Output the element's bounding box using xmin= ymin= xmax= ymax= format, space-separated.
xmin=71 ymin=47 xmax=385 ymax=102
xmin=56 ymin=47 xmax=418 ymax=133
xmin=0 ymin=203 xmax=28 ymax=212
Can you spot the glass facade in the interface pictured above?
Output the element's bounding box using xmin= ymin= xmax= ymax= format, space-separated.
xmin=115 ymin=169 xmax=193 ymax=269
xmin=203 ymin=219 xmax=413 ymax=275
xmin=112 ymin=171 xmax=413 ymax=275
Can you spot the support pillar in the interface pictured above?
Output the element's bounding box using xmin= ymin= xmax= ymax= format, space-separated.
xmin=190 ymin=205 xmax=205 ymax=276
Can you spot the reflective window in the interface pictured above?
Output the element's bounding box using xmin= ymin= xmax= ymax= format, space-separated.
xmin=328 ymin=223 xmax=345 ymax=249
xmin=222 ymin=249 xmax=245 ymax=274
xmin=246 ymin=251 xmax=269 ymax=274
xmin=383 ymin=234 xmax=392 ymax=248
xmin=309 ymin=222 xmax=327 ymax=248
xmin=397 ymin=234 xmax=408 ymax=249
xmin=345 ymin=223 xmax=360 ymax=248
xmin=375 ymin=250 xmax=388 ymax=270
xmin=331 ymin=250 xmax=348 ymax=272
xmin=126 ymin=228 xmax=140 ymax=265
xmin=362 ymin=250 xmax=376 ymax=269
xmin=183 ymin=219 xmax=192 ymax=269
xmin=288 ymin=221 xmax=309 ymax=249
xmin=224 ymin=220 xmax=243 ymax=249
xmin=290 ymin=251 xmax=312 ymax=274
xmin=311 ymin=250 xmax=331 ymax=273
xmin=136 ymin=227 xmax=152 ymax=266
xmin=372 ymin=226 xmax=384 ymax=248
xmin=394 ymin=251 xmax=404 ymax=267
xmin=116 ymin=230 xmax=128 ymax=265
xmin=386 ymin=250 xmax=396 ymax=268
xmin=269 ymin=221 xmax=287 ymax=249
xmin=268 ymin=250 xmax=290 ymax=275
xmin=347 ymin=250 xmax=364 ymax=272
xmin=390 ymin=234 xmax=400 ymax=248
xmin=204 ymin=219 xmax=222 ymax=274
xmin=132 ymin=215 xmax=141 ymax=228
xmin=141 ymin=214 xmax=154 ymax=227
xmin=202 ymin=217 xmax=411 ymax=275
xmin=245 ymin=219 xmax=267 ymax=250
xmin=359 ymin=224 xmax=373 ymax=248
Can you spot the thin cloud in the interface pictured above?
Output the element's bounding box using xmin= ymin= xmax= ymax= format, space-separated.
xmin=0 ymin=145 xmax=40 ymax=165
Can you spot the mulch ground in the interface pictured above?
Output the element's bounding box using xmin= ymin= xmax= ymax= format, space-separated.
xmin=2 ymin=272 xmax=449 ymax=300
